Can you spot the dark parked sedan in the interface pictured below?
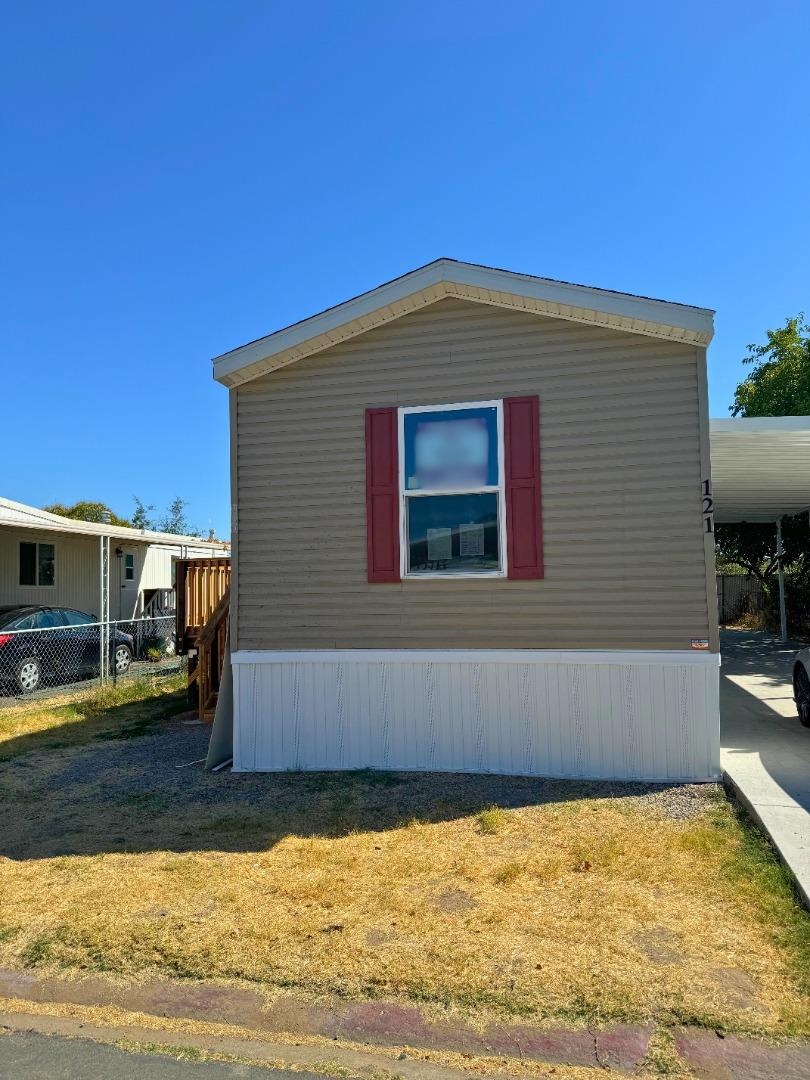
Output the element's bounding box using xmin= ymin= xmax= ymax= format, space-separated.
xmin=0 ymin=606 xmax=133 ymax=694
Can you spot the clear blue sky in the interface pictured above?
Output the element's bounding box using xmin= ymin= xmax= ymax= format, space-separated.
xmin=3 ymin=2 xmax=808 ymax=539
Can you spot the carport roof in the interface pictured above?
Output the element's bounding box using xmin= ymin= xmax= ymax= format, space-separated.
xmin=711 ymin=417 xmax=810 ymax=523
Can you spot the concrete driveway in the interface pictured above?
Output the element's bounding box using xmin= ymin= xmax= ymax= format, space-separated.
xmin=720 ymin=629 xmax=810 ymax=904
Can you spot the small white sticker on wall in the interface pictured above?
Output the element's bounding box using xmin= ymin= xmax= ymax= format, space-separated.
xmin=691 ymin=639 xmax=710 ymax=650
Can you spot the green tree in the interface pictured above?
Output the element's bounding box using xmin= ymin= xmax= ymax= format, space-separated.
xmin=718 ymin=315 xmax=810 ymax=632
xmin=131 ymin=496 xmax=155 ymax=530
xmin=43 ymin=501 xmax=131 ymax=527
xmin=731 ymin=314 xmax=810 ymax=417
xmin=715 ymin=516 xmax=810 ymax=587
xmin=158 ymin=496 xmax=198 ymax=536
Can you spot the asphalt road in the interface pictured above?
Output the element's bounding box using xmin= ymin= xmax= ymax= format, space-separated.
xmin=0 ymin=1030 xmax=329 ymax=1079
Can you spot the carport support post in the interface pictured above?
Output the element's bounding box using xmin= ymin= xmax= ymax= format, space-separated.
xmin=776 ymin=518 xmax=788 ymax=643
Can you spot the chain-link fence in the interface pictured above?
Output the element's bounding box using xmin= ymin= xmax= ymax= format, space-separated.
xmin=0 ymin=615 xmax=180 ymax=707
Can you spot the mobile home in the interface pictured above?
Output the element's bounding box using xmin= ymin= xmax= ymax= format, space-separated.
xmin=0 ymin=497 xmax=229 ymax=620
xmin=213 ymin=259 xmax=718 ymax=780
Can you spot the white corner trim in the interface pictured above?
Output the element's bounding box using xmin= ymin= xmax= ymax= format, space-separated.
xmin=212 ymin=259 xmax=715 ymax=388
xmin=231 ymin=648 xmax=720 ymax=667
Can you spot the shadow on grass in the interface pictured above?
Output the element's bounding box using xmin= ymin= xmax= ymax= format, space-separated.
xmin=0 ymin=686 xmax=709 ymax=861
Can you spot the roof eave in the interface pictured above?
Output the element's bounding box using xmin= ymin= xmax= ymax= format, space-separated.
xmin=0 ymin=498 xmax=228 ymax=547
xmin=212 ymin=258 xmax=715 ymax=389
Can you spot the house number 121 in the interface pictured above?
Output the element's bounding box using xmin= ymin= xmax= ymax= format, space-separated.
xmin=702 ymin=479 xmax=714 ymax=534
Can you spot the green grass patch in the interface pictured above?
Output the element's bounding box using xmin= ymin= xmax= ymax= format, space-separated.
xmin=475 ymin=805 xmax=509 ymax=834
xmin=720 ymin=803 xmax=810 ymax=1000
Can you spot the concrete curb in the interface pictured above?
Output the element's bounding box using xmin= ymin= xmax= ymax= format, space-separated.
xmin=0 ymin=968 xmax=650 ymax=1073
xmin=722 ymin=769 xmax=810 ymax=910
xmin=1 ymin=968 xmax=809 ymax=1077
xmin=0 ymin=1011 xmax=496 ymax=1080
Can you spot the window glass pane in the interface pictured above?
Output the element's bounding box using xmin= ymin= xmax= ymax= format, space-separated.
xmin=125 ymin=553 xmax=134 ymax=580
xmin=406 ymin=493 xmax=500 ymax=575
xmin=403 ymin=407 xmax=498 ymax=491
xmin=38 ymin=543 xmax=55 ymax=586
xmin=20 ymin=542 xmax=36 ymax=586
xmin=35 ymin=609 xmax=64 ymax=628
xmin=63 ymin=609 xmax=94 ymax=626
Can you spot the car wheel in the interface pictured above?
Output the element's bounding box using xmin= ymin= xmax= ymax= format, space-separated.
xmin=16 ymin=657 xmax=41 ymax=695
xmin=795 ymin=664 xmax=810 ymax=728
xmin=113 ymin=644 xmax=131 ymax=676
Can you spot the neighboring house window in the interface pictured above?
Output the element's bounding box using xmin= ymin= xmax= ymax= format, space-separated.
xmin=19 ymin=541 xmax=55 ymax=586
xmin=124 ymin=553 xmax=135 ymax=581
xmin=400 ymin=401 xmax=506 ymax=578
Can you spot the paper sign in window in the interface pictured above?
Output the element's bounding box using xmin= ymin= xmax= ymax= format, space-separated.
xmin=458 ymin=522 xmax=484 ymax=556
xmin=426 ymin=527 xmax=452 ymax=561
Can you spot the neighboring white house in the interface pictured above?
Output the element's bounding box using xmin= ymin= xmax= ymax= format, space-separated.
xmin=0 ymin=497 xmax=229 ymax=621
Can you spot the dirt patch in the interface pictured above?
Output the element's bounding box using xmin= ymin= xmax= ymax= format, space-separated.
xmin=708 ymin=967 xmax=763 ymax=1010
xmin=433 ymin=888 xmax=477 ymax=915
xmin=632 ymin=928 xmax=683 ymax=965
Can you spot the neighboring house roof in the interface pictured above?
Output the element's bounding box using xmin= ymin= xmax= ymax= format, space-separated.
xmin=212 ymin=257 xmax=716 ymax=388
xmin=0 ymin=497 xmax=230 ymax=550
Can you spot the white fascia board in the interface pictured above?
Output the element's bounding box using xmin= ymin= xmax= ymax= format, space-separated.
xmin=212 ymin=259 xmax=715 ymax=388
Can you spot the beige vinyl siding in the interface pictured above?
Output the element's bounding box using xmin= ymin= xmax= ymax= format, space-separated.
xmin=0 ymin=528 xmax=100 ymax=615
xmin=235 ymin=298 xmax=711 ymax=651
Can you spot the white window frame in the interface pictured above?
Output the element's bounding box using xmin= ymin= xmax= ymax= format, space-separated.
xmin=19 ymin=539 xmax=57 ymax=588
xmin=398 ymin=399 xmax=508 ymax=580
xmin=124 ymin=552 xmax=135 ymax=581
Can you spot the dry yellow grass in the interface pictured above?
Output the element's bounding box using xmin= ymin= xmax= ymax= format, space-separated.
xmin=0 ymin=688 xmax=808 ymax=1048
xmin=0 ymin=673 xmax=186 ymax=759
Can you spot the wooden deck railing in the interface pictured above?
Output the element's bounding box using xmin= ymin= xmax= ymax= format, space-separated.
xmin=176 ymin=558 xmax=230 ymax=651
xmin=175 ymin=558 xmax=231 ymax=722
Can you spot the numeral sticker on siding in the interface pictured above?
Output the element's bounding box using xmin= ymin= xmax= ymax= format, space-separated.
xmin=702 ymin=479 xmax=714 ymax=534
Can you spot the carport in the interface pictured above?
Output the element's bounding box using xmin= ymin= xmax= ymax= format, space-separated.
xmin=711 ymin=416 xmax=810 ymax=907
xmin=711 ymin=417 xmax=810 ymax=641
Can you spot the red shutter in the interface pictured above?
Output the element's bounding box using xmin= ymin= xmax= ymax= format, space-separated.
xmin=504 ymin=396 xmax=544 ymax=580
xmin=365 ymin=407 xmax=401 ymax=583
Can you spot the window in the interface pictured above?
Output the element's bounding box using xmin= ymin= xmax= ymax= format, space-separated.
xmin=34 ymin=609 xmax=65 ymax=628
xmin=399 ymin=401 xmax=506 ymax=578
xmin=19 ymin=542 xmax=55 ymax=587
xmin=62 ymin=609 xmax=95 ymax=626
xmin=365 ymin=396 xmax=543 ymax=584
xmin=124 ymin=553 xmax=135 ymax=581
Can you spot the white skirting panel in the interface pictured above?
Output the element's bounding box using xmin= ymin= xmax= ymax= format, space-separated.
xmin=231 ymin=650 xmax=721 ymax=781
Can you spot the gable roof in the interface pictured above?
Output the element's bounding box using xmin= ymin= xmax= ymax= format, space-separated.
xmin=0 ymin=496 xmax=230 ymax=549
xmin=212 ymin=258 xmax=715 ymax=389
